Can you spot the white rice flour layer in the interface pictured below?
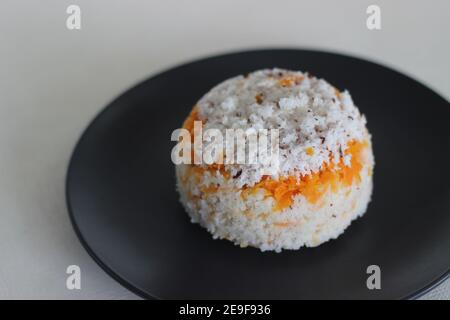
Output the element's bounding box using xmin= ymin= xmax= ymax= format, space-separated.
xmin=176 ymin=140 xmax=373 ymax=252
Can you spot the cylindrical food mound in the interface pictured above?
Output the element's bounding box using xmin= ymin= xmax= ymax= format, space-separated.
xmin=175 ymin=69 xmax=374 ymax=252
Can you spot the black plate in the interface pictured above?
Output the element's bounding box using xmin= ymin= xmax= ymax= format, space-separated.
xmin=66 ymin=49 xmax=450 ymax=299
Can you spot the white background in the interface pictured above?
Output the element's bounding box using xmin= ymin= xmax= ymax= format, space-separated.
xmin=0 ymin=0 xmax=448 ymax=299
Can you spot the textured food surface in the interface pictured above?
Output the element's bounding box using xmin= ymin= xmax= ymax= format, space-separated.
xmin=195 ymin=68 xmax=369 ymax=187
xmin=176 ymin=69 xmax=374 ymax=251
xmin=176 ymin=139 xmax=373 ymax=252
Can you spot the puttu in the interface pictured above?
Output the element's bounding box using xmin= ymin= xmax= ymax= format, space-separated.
xmin=174 ymin=68 xmax=374 ymax=252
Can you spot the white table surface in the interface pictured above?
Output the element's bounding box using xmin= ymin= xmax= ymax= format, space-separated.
xmin=0 ymin=0 xmax=448 ymax=299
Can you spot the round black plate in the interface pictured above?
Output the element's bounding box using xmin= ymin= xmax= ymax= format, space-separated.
xmin=66 ymin=49 xmax=450 ymax=299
